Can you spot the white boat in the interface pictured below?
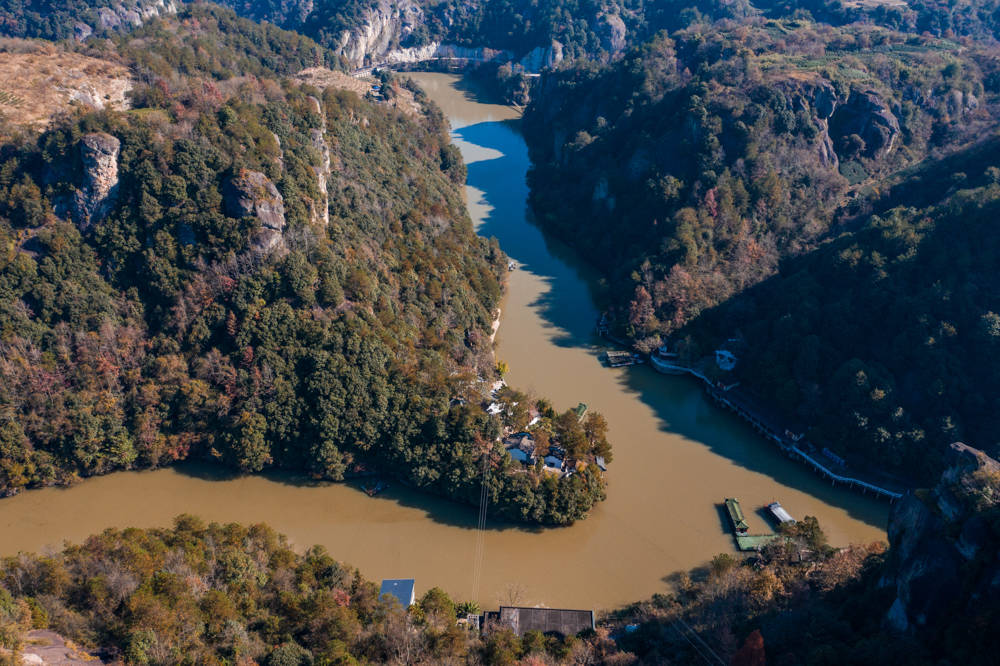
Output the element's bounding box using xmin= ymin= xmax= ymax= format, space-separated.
xmin=767 ymin=501 xmax=796 ymax=525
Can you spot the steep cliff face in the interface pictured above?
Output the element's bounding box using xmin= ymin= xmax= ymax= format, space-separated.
xmin=380 ymin=42 xmax=511 ymax=67
xmin=324 ymin=0 xmax=559 ymax=72
xmin=223 ymin=169 xmax=287 ymax=254
xmin=72 ymin=132 xmax=120 ymax=232
xmin=830 ymin=89 xmax=901 ymax=159
xmin=71 ymin=0 xmax=178 ymax=41
xmin=597 ymin=12 xmax=627 ymax=53
xmin=333 ymin=0 xmax=428 ymax=68
xmin=885 ymin=442 xmax=1000 ymax=634
xmin=773 ymin=77 xmax=903 ymax=169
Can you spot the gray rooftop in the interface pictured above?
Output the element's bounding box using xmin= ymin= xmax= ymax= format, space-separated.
xmin=490 ymin=606 xmax=594 ymax=637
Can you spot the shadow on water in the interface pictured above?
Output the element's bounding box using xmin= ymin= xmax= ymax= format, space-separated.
xmin=451 ymin=91 xmax=890 ymax=533
xmin=456 ymin=120 xmax=604 ymax=351
xmin=172 ymin=460 xmax=551 ymax=534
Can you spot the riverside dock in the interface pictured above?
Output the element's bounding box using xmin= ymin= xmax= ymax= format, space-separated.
xmin=724 ymin=497 xmax=781 ymax=551
xmin=604 ymin=350 xmax=643 ymax=367
xmin=703 ymin=382 xmax=903 ymax=500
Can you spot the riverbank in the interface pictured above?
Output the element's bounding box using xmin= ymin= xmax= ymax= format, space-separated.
xmin=600 ymin=329 xmax=906 ymax=502
xmin=0 ymin=73 xmax=888 ymax=611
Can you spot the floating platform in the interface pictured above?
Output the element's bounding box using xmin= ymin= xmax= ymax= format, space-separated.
xmin=605 ymin=350 xmax=643 ymax=367
xmin=735 ymin=534 xmax=781 ymax=551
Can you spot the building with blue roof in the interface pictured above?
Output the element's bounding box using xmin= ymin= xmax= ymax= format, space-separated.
xmin=379 ymin=579 xmax=416 ymax=607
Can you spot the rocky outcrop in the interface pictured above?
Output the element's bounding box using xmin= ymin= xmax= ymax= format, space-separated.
xmin=334 ymin=0 xmax=427 ymax=68
xmin=332 ymin=0 xmax=557 ymax=73
xmin=518 ymin=41 xmax=563 ymax=72
xmin=380 ymin=42 xmax=511 ymax=68
xmin=308 ymin=96 xmax=330 ymax=228
xmin=73 ymin=133 xmax=121 ymax=232
xmin=597 ymin=13 xmax=627 ymax=53
xmin=884 ymin=442 xmax=1000 ymax=634
xmin=829 ymin=89 xmax=900 ymax=159
xmin=775 ymin=78 xmax=901 ymax=167
xmin=76 ymin=0 xmax=177 ymax=40
xmin=224 ymin=169 xmax=287 ymax=254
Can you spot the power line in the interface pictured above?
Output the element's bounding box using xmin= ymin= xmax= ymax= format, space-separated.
xmin=674 ymin=618 xmax=727 ymax=666
xmin=471 ymin=445 xmax=491 ymax=601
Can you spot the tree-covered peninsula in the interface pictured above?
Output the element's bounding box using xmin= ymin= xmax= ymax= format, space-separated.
xmin=0 ymin=6 xmax=609 ymax=525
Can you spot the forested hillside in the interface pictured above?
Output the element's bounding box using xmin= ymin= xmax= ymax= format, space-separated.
xmin=0 ymin=517 xmax=620 ymax=663
xmin=522 ymin=20 xmax=1000 ymax=482
xmin=686 ymin=140 xmax=1000 ymax=482
xmin=0 ymin=7 xmax=609 ymax=525
xmin=0 ymin=0 xmax=177 ymax=41
xmin=525 ymin=21 xmax=998 ymax=339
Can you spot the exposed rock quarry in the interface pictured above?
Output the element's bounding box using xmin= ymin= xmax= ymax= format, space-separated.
xmin=224 ymin=169 xmax=287 ymax=254
xmin=885 ymin=442 xmax=1000 ymax=633
xmin=73 ymin=133 xmax=121 ymax=232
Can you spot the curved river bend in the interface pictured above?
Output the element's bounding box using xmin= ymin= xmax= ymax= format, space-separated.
xmin=0 ymin=74 xmax=887 ymax=610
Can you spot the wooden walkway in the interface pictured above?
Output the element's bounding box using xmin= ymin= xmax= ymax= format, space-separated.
xmin=704 ymin=383 xmax=903 ymax=500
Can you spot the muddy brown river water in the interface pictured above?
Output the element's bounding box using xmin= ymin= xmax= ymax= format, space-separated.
xmin=0 ymin=73 xmax=888 ymax=611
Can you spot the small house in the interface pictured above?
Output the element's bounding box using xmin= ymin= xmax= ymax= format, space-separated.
xmin=379 ymin=579 xmax=415 ymax=607
xmin=504 ymin=433 xmax=536 ymax=465
xmin=544 ymin=455 xmax=564 ymax=471
xmin=595 ymin=456 xmax=607 ymax=472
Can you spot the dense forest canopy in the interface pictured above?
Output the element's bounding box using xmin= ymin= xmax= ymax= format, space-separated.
xmin=0 ymin=517 xmax=621 ymax=663
xmin=525 ymin=20 xmax=999 ymax=337
xmin=522 ymin=19 xmax=1000 ymax=482
xmin=0 ymin=6 xmax=609 ymax=524
xmin=686 ymin=145 xmax=1000 ymax=482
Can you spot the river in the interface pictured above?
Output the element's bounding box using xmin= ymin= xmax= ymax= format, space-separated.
xmin=0 ymin=73 xmax=888 ymax=611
